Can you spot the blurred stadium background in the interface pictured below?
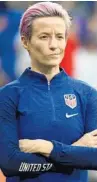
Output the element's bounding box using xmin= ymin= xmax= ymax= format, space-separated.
xmin=0 ymin=1 xmax=97 ymax=181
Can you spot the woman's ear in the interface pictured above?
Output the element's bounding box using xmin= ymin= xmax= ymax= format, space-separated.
xmin=21 ymin=36 xmax=29 ymax=50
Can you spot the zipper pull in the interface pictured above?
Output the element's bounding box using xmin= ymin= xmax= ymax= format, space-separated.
xmin=48 ymin=81 xmax=50 ymax=90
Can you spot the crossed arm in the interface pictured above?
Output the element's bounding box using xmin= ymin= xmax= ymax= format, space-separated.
xmin=19 ymin=129 xmax=97 ymax=170
xmin=19 ymin=129 xmax=97 ymax=157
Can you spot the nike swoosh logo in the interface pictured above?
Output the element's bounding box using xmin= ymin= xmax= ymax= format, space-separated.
xmin=66 ymin=113 xmax=78 ymax=118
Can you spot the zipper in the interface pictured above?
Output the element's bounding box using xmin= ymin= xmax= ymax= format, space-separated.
xmin=48 ymin=81 xmax=50 ymax=90
xmin=47 ymin=81 xmax=56 ymax=121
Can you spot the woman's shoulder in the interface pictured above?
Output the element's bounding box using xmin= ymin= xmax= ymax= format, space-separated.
xmin=0 ymin=79 xmax=22 ymax=104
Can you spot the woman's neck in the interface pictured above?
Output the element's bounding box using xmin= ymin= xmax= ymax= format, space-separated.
xmin=31 ymin=64 xmax=60 ymax=81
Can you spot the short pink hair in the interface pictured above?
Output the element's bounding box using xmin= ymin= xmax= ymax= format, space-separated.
xmin=20 ymin=1 xmax=72 ymax=40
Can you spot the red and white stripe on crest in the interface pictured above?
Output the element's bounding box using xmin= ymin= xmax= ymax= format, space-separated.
xmin=64 ymin=94 xmax=77 ymax=109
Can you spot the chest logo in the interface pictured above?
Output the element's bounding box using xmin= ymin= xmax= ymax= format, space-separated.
xmin=64 ymin=94 xmax=77 ymax=109
xmin=66 ymin=113 xmax=78 ymax=118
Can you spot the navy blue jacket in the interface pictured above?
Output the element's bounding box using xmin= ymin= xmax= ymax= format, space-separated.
xmin=0 ymin=67 xmax=97 ymax=182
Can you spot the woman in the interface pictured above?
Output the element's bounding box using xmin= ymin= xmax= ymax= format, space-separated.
xmin=1 ymin=2 xmax=97 ymax=182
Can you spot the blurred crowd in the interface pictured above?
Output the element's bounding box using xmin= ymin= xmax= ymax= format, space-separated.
xmin=0 ymin=1 xmax=97 ymax=182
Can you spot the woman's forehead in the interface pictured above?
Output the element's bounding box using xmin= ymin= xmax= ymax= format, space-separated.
xmin=32 ymin=17 xmax=66 ymax=34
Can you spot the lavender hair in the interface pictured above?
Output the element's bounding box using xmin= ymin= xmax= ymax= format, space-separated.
xmin=19 ymin=1 xmax=72 ymax=40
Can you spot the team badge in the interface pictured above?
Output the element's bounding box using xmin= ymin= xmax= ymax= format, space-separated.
xmin=64 ymin=94 xmax=77 ymax=109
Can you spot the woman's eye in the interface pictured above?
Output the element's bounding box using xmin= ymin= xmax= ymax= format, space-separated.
xmin=57 ymin=36 xmax=64 ymax=39
xmin=40 ymin=36 xmax=48 ymax=39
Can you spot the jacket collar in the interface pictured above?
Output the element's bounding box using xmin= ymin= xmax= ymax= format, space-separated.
xmin=19 ymin=67 xmax=68 ymax=86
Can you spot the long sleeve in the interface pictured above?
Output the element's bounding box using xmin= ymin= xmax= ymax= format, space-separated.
xmin=49 ymin=87 xmax=97 ymax=170
xmin=84 ymin=87 xmax=97 ymax=132
xmin=0 ymin=86 xmax=54 ymax=177
xmin=49 ymin=140 xmax=97 ymax=170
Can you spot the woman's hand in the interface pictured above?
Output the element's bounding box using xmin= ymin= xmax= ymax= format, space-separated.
xmin=72 ymin=129 xmax=97 ymax=147
xmin=19 ymin=139 xmax=53 ymax=157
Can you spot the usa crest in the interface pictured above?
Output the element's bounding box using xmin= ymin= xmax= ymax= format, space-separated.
xmin=64 ymin=94 xmax=77 ymax=109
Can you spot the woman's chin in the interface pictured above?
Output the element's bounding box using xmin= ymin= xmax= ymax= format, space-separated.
xmin=44 ymin=59 xmax=62 ymax=67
